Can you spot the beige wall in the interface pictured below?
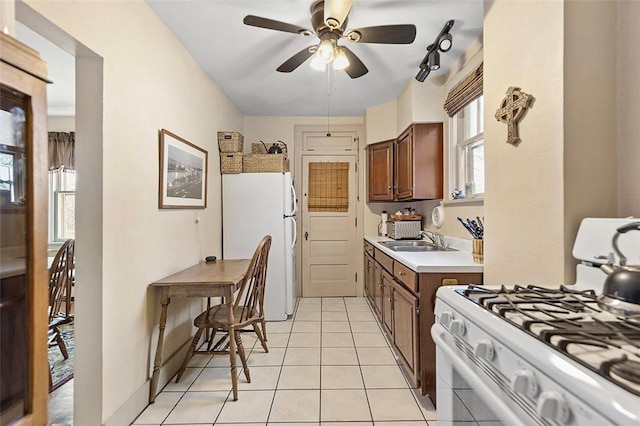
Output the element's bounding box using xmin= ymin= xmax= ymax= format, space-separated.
xmin=18 ymin=0 xmax=243 ymax=424
xmin=47 ymin=115 xmax=75 ymax=131
xmin=618 ymin=1 xmax=640 ymax=217
xmin=484 ymin=0 xmax=619 ymax=286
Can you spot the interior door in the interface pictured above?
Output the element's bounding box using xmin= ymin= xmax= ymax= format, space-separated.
xmin=301 ymin=155 xmax=357 ymax=297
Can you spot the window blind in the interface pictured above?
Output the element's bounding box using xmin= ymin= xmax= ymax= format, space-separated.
xmin=443 ymin=63 xmax=483 ymax=117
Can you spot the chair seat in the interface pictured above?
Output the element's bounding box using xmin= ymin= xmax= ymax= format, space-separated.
xmin=194 ymin=304 xmax=259 ymax=329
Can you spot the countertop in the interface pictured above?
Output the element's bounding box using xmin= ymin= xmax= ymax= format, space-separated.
xmin=364 ymin=235 xmax=483 ymax=273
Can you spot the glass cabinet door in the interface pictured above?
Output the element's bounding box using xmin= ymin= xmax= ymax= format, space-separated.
xmin=0 ymin=33 xmax=49 ymax=426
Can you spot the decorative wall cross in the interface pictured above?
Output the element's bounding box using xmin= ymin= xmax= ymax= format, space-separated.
xmin=495 ymin=87 xmax=532 ymax=145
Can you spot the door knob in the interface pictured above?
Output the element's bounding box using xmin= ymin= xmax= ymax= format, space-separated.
xmin=304 ymin=231 xmax=309 ymax=241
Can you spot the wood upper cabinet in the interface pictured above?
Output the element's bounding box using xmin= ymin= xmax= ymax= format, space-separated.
xmin=368 ymin=123 xmax=443 ymax=202
xmin=367 ymin=140 xmax=394 ymax=201
xmin=395 ymin=123 xmax=444 ymax=200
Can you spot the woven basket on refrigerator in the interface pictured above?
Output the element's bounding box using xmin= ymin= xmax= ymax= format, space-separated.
xmin=217 ymin=131 xmax=244 ymax=153
xmin=243 ymin=154 xmax=289 ymax=173
xmin=220 ymin=153 xmax=243 ymax=174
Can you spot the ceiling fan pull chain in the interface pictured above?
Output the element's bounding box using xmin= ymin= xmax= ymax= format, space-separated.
xmin=326 ymin=70 xmax=332 ymax=137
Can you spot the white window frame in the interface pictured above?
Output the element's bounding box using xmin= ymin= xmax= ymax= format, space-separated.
xmin=448 ymin=95 xmax=484 ymax=199
xmin=48 ymin=168 xmax=76 ymax=242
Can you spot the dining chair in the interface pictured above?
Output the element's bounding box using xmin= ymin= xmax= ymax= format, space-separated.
xmin=175 ymin=235 xmax=272 ymax=400
xmin=48 ymin=239 xmax=75 ymax=361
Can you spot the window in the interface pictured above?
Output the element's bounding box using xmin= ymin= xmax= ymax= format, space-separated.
xmin=450 ymin=95 xmax=484 ymax=198
xmin=49 ymin=167 xmax=76 ymax=241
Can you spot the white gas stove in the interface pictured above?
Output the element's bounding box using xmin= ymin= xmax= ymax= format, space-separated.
xmin=431 ymin=218 xmax=640 ymax=426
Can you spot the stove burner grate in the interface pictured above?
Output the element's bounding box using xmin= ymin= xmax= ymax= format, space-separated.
xmin=457 ymin=284 xmax=640 ymax=396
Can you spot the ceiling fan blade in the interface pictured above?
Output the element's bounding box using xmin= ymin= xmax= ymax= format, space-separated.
xmin=346 ymin=24 xmax=417 ymax=44
xmin=276 ymin=46 xmax=316 ymax=73
xmin=243 ymin=15 xmax=312 ymax=35
xmin=341 ymin=46 xmax=368 ymax=79
xmin=324 ymin=0 xmax=354 ymax=29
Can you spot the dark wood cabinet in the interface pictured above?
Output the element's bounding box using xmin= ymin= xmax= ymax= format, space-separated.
xmin=392 ymin=280 xmax=420 ymax=387
xmin=367 ymin=140 xmax=394 ymax=201
xmin=381 ymin=268 xmax=393 ymax=336
xmin=395 ymin=123 xmax=444 ymax=200
xmin=363 ymin=240 xmax=483 ymax=405
xmin=418 ymin=272 xmax=483 ymax=404
xmin=367 ymin=123 xmax=443 ymax=202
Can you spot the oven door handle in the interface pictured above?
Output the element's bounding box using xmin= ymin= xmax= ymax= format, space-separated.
xmin=431 ymin=324 xmax=534 ymax=426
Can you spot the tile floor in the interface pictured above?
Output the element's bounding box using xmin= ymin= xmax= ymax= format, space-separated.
xmin=132 ymin=297 xmax=437 ymax=425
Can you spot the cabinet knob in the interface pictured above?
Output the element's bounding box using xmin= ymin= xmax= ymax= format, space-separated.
xmin=399 ymin=271 xmax=405 ymax=276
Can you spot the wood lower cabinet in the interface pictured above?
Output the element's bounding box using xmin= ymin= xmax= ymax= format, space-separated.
xmin=392 ymin=280 xmax=420 ymax=387
xmin=419 ymin=272 xmax=483 ymax=404
xmin=381 ymin=268 xmax=394 ymax=336
xmin=363 ymin=240 xmax=483 ymax=405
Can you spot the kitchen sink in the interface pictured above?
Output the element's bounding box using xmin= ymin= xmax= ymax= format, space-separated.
xmin=379 ymin=240 xmax=458 ymax=252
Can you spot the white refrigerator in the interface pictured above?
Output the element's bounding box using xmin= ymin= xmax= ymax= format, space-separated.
xmin=222 ymin=172 xmax=297 ymax=321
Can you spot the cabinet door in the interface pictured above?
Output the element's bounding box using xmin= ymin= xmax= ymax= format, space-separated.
xmin=393 ymin=281 xmax=419 ymax=387
xmin=394 ymin=130 xmax=413 ymax=200
xmin=368 ymin=140 xmax=394 ymax=201
xmin=0 ymin=34 xmax=49 ymax=426
xmin=364 ymin=252 xmax=375 ymax=303
xmin=373 ymin=262 xmax=383 ymax=317
xmin=419 ymin=272 xmax=483 ymax=404
xmin=381 ymin=269 xmax=393 ymax=336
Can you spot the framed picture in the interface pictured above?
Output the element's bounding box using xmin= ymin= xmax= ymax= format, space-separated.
xmin=159 ymin=129 xmax=208 ymax=209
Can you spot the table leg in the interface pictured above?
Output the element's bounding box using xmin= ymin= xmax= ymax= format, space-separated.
xmin=227 ymin=289 xmax=238 ymax=401
xmin=149 ymin=291 xmax=170 ymax=403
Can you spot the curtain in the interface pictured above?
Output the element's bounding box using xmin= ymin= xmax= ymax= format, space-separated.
xmin=443 ymin=63 xmax=483 ymax=117
xmin=48 ymin=132 xmax=75 ymax=170
xmin=308 ymin=162 xmax=349 ymax=212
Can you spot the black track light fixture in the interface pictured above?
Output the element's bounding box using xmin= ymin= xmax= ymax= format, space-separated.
xmin=415 ymin=20 xmax=454 ymax=82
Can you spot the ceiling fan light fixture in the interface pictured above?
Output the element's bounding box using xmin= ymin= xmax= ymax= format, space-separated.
xmin=333 ymin=48 xmax=350 ymax=70
xmin=317 ymin=39 xmax=335 ymax=61
xmin=310 ymin=54 xmax=327 ymax=71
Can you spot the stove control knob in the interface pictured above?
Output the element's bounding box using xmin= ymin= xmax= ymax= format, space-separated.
xmin=450 ymin=319 xmax=466 ymax=336
xmin=474 ymin=340 xmax=494 ymax=360
xmin=440 ymin=311 xmax=453 ymax=328
xmin=511 ymin=370 xmax=538 ymax=397
xmin=537 ymin=391 xmax=571 ymax=424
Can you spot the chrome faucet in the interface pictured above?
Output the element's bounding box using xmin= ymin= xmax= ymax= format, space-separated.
xmin=422 ymin=230 xmax=447 ymax=249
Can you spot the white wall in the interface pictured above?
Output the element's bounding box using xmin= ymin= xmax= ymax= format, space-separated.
xmin=18 ymin=1 xmax=243 ymax=423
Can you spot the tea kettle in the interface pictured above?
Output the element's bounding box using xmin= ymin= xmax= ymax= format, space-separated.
xmin=598 ymin=221 xmax=640 ymax=316
xmin=260 ymin=140 xmax=287 ymax=154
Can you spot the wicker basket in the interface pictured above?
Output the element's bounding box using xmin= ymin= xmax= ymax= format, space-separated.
xmin=251 ymin=142 xmax=288 ymax=155
xmin=220 ymin=153 xmax=243 ymax=174
xmin=243 ymin=154 xmax=290 ymax=173
xmin=217 ymin=131 xmax=244 ymax=153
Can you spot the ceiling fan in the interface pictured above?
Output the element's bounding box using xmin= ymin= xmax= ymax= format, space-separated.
xmin=243 ymin=0 xmax=417 ymax=79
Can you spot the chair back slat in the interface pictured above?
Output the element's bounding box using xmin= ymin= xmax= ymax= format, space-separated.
xmin=49 ymin=239 xmax=75 ymax=321
xmin=234 ymin=235 xmax=271 ymax=323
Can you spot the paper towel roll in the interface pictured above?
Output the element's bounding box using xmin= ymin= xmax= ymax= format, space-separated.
xmin=381 ymin=211 xmax=388 ymax=236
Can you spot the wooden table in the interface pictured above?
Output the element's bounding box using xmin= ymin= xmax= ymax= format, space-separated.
xmin=149 ymin=259 xmax=250 ymax=403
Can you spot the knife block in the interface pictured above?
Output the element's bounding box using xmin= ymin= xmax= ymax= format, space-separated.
xmin=472 ymin=239 xmax=484 ymax=264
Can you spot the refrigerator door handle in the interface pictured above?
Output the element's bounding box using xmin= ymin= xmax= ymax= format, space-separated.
xmin=290 ymin=217 xmax=297 ymax=249
xmin=290 ymin=183 xmax=298 ymax=216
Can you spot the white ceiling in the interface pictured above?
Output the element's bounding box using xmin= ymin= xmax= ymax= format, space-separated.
xmin=16 ymin=0 xmax=484 ymax=118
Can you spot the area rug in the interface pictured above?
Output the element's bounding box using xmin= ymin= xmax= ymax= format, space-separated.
xmin=48 ymin=322 xmax=74 ymax=392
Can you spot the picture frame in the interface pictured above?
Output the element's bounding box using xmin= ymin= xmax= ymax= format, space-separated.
xmin=159 ymin=129 xmax=208 ymax=209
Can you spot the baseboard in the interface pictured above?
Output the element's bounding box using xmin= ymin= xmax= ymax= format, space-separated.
xmin=104 ymin=340 xmax=191 ymax=426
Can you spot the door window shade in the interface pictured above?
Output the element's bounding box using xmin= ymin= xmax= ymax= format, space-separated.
xmin=308 ymin=162 xmax=349 ymax=212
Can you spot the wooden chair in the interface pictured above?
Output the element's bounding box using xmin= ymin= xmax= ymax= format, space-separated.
xmin=175 ymin=235 xmax=272 ymax=400
xmin=48 ymin=239 xmax=75 ymax=362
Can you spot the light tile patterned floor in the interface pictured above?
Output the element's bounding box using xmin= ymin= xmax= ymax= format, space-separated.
xmin=132 ymin=297 xmax=437 ymax=425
